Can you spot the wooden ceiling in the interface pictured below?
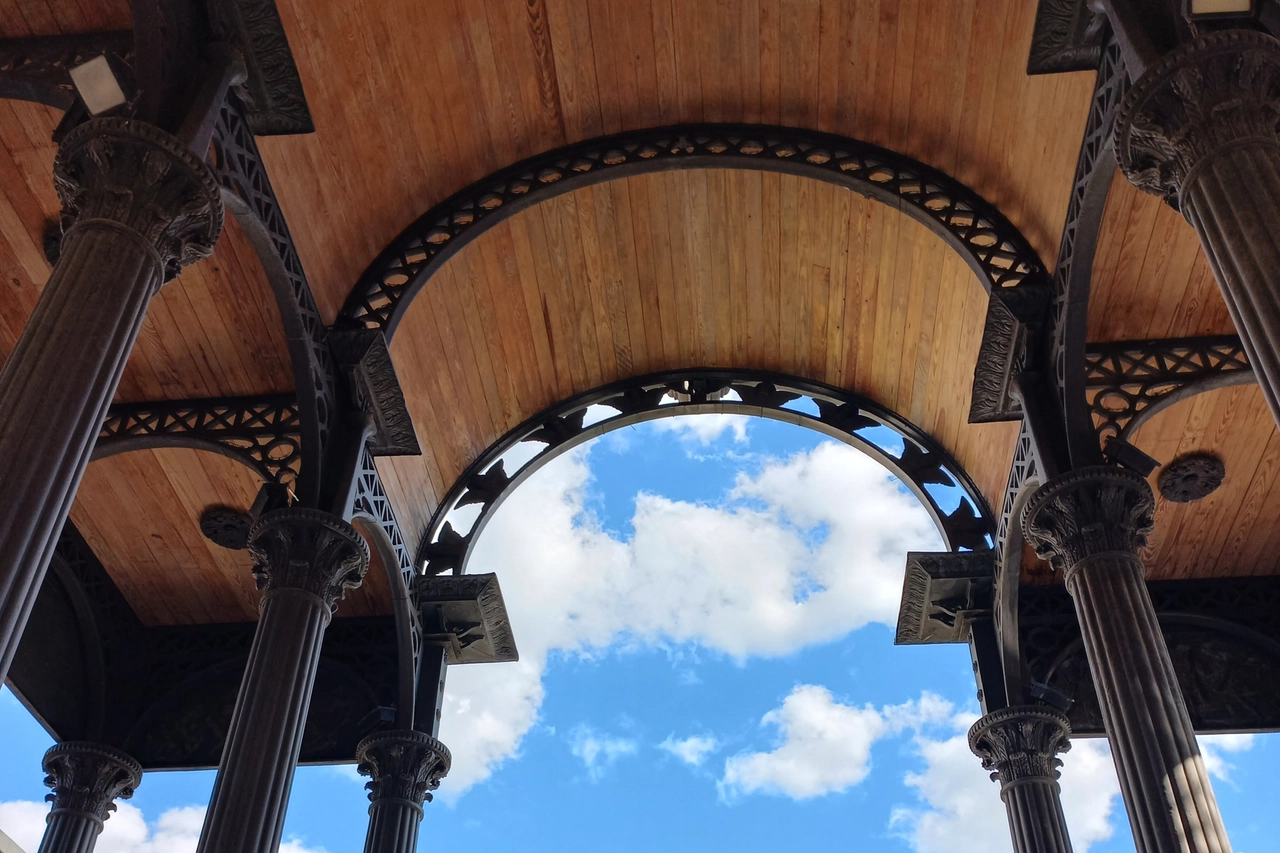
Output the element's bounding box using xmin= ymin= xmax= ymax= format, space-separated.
xmin=1 ymin=0 xmax=1277 ymax=626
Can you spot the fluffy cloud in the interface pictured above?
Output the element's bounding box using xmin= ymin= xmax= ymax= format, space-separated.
xmin=569 ymin=726 xmax=639 ymax=780
xmin=0 ymin=802 xmax=324 ymax=853
xmin=720 ymin=687 xmax=953 ymax=800
xmin=1199 ymin=733 xmax=1256 ymax=782
xmin=650 ymin=413 xmax=750 ymax=445
xmin=439 ymin=440 xmax=940 ymax=797
xmin=658 ymin=735 xmax=719 ymax=767
xmin=892 ymin=723 xmax=1120 ymax=853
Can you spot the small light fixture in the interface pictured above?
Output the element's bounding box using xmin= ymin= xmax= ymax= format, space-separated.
xmin=68 ymin=55 xmax=127 ymax=115
xmin=1184 ymin=0 xmax=1256 ymax=19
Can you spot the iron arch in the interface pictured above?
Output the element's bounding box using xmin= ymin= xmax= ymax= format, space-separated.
xmin=418 ymin=369 xmax=996 ymax=577
xmin=339 ymin=125 xmax=1048 ymax=337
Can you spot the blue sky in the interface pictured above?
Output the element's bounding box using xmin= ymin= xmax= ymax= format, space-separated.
xmin=0 ymin=415 xmax=1275 ymax=852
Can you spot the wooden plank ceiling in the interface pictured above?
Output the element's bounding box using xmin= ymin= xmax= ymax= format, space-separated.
xmin=1 ymin=0 xmax=1275 ymax=625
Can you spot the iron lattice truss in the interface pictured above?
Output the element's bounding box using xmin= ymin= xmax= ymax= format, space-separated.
xmin=1084 ymin=336 xmax=1255 ymax=444
xmin=96 ymin=395 xmax=303 ymax=486
xmin=419 ymin=370 xmax=996 ymax=577
xmin=210 ymin=98 xmax=336 ymax=503
xmin=351 ymin=445 xmax=414 ymax=589
xmin=341 ymin=124 xmax=1046 ymax=335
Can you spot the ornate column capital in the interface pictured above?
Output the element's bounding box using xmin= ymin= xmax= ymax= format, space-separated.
xmin=356 ymin=730 xmax=451 ymax=805
xmin=1021 ymin=466 xmax=1154 ymax=577
xmin=1117 ymin=29 xmax=1280 ymax=211
xmin=41 ymin=742 xmax=142 ymax=824
xmin=53 ymin=117 xmax=224 ymax=281
xmin=969 ymin=706 xmax=1072 ymax=790
xmin=248 ymin=508 xmax=369 ymax=611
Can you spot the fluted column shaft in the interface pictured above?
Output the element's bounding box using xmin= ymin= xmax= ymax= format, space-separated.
xmin=0 ymin=118 xmax=222 ymax=684
xmin=37 ymin=743 xmax=142 ymax=853
xmin=969 ymin=706 xmax=1074 ymax=853
xmin=356 ymin=730 xmax=450 ymax=853
xmin=1117 ymin=30 xmax=1280 ymax=431
xmin=196 ymin=509 xmax=368 ymax=853
xmin=1024 ymin=467 xmax=1230 ymax=853
xmin=1183 ymin=143 xmax=1280 ymax=423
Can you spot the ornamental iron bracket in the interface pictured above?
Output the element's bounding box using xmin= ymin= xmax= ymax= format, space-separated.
xmin=94 ymin=395 xmax=302 ymax=486
xmin=329 ymin=329 xmax=420 ymax=456
xmin=415 ymin=573 xmax=518 ymax=666
xmin=1027 ymin=0 xmax=1109 ymax=74
xmin=1085 ymin=335 xmax=1255 ymax=445
xmin=206 ymin=0 xmax=314 ymax=135
xmin=895 ymin=551 xmax=996 ymax=646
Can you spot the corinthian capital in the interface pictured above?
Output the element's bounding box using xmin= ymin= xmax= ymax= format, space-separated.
xmin=53 ymin=117 xmax=224 ymax=281
xmin=968 ymin=706 xmax=1071 ymax=789
xmin=356 ymin=730 xmax=451 ymax=805
xmin=1117 ymin=30 xmax=1280 ymax=210
xmin=42 ymin=742 xmax=142 ymax=823
xmin=248 ymin=508 xmax=369 ymax=611
xmin=1022 ymin=466 xmax=1155 ymax=576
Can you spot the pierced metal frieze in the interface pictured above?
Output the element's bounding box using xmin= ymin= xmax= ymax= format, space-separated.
xmin=95 ymin=395 xmax=302 ymax=486
xmin=210 ymin=98 xmax=334 ymax=503
xmin=1021 ymin=578 xmax=1280 ymax=734
xmin=340 ymin=124 xmax=1046 ymax=336
xmin=1084 ymin=335 xmax=1255 ymax=444
xmin=419 ymin=370 xmax=996 ymax=577
xmin=0 ymin=31 xmax=134 ymax=110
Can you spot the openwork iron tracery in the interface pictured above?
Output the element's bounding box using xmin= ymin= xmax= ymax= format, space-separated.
xmin=1084 ymin=335 xmax=1255 ymax=444
xmin=419 ymin=370 xmax=996 ymax=577
xmin=340 ymin=124 xmax=1046 ymax=336
xmin=95 ymin=395 xmax=302 ymax=486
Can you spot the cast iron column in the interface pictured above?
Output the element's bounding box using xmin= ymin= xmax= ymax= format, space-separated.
xmin=355 ymin=730 xmax=451 ymax=853
xmin=0 ymin=116 xmax=222 ymax=683
xmin=1023 ymin=466 xmax=1231 ymax=853
xmin=37 ymin=742 xmax=142 ymax=853
xmin=969 ymin=706 xmax=1075 ymax=853
xmin=1117 ymin=30 xmax=1280 ymax=431
xmin=195 ymin=508 xmax=368 ymax=853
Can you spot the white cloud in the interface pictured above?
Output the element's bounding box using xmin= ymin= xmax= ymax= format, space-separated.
xmin=568 ymin=726 xmax=638 ymax=780
xmin=892 ymin=723 xmax=1120 ymax=853
xmin=439 ymin=440 xmax=941 ymax=798
xmin=658 ymin=734 xmax=719 ymax=767
xmin=650 ymin=414 xmax=749 ymax=445
xmin=1199 ymin=733 xmax=1256 ymax=782
xmin=720 ymin=687 xmax=953 ymax=800
xmin=0 ymin=802 xmax=326 ymax=853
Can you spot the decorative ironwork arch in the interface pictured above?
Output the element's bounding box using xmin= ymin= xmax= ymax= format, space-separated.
xmin=418 ymin=370 xmax=996 ymax=578
xmin=339 ymin=124 xmax=1048 ymax=337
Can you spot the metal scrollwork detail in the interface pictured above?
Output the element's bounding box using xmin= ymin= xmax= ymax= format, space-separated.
xmin=1085 ymin=336 xmax=1254 ymax=445
xmin=968 ymin=705 xmax=1071 ymax=789
xmin=342 ymin=124 xmax=1045 ymax=335
xmin=248 ymin=508 xmax=369 ymax=610
xmin=1022 ymin=466 xmax=1155 ymax=577
xmin=96 ymin=395 xmax=303 ymax=486
xmin=42 ymin=742 xmax=143 ymax=823
xmin=356 ymin=729 xmax=451 ymax=805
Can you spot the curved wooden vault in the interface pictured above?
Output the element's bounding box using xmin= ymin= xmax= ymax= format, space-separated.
xmin=3 ymin=0 xmax=1280 ymax=777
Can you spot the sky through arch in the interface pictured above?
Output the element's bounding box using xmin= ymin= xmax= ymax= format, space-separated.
xmin=0 ymin=414 xmax=1275 ymax=852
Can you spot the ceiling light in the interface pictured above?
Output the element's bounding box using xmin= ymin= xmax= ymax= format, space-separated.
xmin=68 ymin=55 xmax=127 ymax=115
